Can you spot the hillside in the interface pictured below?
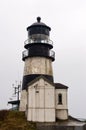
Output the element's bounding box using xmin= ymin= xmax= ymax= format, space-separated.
xmin=0 ymin=110 xmax=36 ymax=130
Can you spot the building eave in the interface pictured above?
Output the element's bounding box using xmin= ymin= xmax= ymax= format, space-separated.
xmin=54 ymin=83 xmax=68 ymax=89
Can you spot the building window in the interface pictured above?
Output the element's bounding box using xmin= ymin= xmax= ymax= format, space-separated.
xmin=34 ymin=84 xmax=39 ymax=93
xmin=36 ymin=90 xmax=39 ymax=93
xmin=58 ymin=93 xmax=62 ymax=104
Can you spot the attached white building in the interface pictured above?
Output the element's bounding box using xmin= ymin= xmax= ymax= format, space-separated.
xmin=26 ymin=76 xmax=68 ymax=122
xmin=20 ymin=75 xmax=68 ymax=122
xmin=27 ymin=76 xmax=55 ymax=122
xmin=55 ymin=83 xmax=68 ymax=120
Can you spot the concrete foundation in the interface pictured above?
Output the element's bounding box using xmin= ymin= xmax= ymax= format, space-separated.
xmin=36 ymin=120 xmax=86 ymax=130
xmin=37 ymin=125 xmax=86 ymax=130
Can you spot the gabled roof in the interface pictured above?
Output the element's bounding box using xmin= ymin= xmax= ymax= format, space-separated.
xmin=54 ymin=83 xmax=68 ymax=89
xmin=27 ymin=75 xmax=68 ymax=89
xmin=27 ymin=75 xmax=54 ymax=87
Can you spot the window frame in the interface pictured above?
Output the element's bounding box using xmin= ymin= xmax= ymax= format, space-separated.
xmin=58 ymin=93 xmax=62 ymax=105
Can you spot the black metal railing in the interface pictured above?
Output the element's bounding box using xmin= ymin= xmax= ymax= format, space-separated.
xmin=24 ymin=38 xmax=53 ymax=46
xmin=22 ymin=49 xmax=55 ymax=61
xmin=49 ymin=50 xmax=55 ymax=59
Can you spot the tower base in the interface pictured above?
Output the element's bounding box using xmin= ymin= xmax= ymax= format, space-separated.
xmin=19 ymin=90 xmax=27 ymax=111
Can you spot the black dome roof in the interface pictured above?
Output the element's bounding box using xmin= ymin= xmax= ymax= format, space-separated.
xmin=27 ymin=17 xmax=51 ymax=31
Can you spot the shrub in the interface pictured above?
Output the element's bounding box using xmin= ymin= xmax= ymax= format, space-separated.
xmin=0 ymin=110 xmax=8 ymax=121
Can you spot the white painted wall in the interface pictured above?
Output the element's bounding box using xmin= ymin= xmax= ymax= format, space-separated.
xmin=27 ymin=78 xmax=55 ymax=122
xmin=19 ymin=90 xmax=27 ymax=111
xmin=56 ymin=109 xmax=68 ymax=120
xmin=55 ymin=89 xmax=68 ymax=120
xmin=24 ymin=57 xmax=53 ymax=76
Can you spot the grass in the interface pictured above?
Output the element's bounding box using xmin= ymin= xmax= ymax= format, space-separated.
xmin=0 ymin=110 xmax=36 ymax=130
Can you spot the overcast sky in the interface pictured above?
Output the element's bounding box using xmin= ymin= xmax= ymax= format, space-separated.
xmin=0 ymin=0 xmax=86 ymax=119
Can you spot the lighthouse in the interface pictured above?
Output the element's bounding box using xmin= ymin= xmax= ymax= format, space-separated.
xmin=20 ymin=17 xmax=68 ymax=122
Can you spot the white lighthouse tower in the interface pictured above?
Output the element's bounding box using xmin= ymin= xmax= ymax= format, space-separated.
xmin=20 ymin=17 xmax=68 ymax=122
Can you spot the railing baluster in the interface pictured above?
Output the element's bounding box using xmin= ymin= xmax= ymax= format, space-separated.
xmin=22 ymin=49 xmax=55 ymax=61
xmin=24 ymin=39 xmax=53 ymax=46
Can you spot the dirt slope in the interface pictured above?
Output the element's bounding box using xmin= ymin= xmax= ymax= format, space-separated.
xmin=0 ymin=110 xmax=36 ymax=130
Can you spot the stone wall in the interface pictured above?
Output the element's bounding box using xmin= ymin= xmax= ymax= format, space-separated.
xmin=24 ymin=57 xmax=53 ymax=76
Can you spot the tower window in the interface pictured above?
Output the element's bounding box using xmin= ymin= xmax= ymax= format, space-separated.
xmin=58 ymin=93 xmax=62 ymax=104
